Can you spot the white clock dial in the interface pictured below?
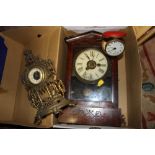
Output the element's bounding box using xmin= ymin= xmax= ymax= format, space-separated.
xmin=28 ymin=68 xmax=44 ymax=85
xmin=75 ymin=48 xmax=108 ymax=83
xmin=105 ymin=39 xmax=125 ymax=56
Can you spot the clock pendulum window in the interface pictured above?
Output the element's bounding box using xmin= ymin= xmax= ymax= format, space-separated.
xmin=58 ymin=31 xmax=125 ymax=127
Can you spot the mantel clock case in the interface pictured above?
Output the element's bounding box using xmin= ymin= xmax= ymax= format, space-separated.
xmin=58 ymin=31 xmax=122 ymax=127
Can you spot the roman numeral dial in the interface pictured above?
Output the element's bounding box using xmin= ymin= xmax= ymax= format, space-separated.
xmin=75 ymin=48 xmax=108 ymax=83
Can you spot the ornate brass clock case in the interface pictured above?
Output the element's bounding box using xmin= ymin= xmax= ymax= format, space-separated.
xmin=22 ymin=51 xmax=74 ymax=125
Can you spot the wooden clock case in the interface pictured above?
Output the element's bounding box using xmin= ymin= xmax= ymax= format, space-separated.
xmin=58 ymin=31 xmax=122 ymax=127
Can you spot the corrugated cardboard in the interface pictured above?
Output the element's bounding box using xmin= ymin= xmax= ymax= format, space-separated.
xmin=0 ymin=26 xmax=142 ymax=128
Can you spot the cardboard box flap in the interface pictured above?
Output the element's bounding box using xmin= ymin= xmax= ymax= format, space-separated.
xmin=0 ymin=34 xmax=24 ymax=122
xmin=125 ymin=27 xmax=142 ymax=128
xmin=2 ymin=26 xmax=60 ymax=46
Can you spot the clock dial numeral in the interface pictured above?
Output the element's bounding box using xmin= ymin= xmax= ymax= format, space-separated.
xmin=98 ymin=68 xmax=104 ymax=74
xmin=96 ymin=53 xmax=99 ymax=58
xmin=82 ymin=71 xmax=87 ymax=79
xmin=84 ymin=53 xmax=90 ymax=60
xmin=95 ymin=73 xmax=99 ymax=78
xmin=88 ymin=74 xmax=93 ymax=80
xmin=101 ymin=64 xmax=106 ymax=67
xmin=99 ymin=58 xmax=104 ymax=62
xmin=77 ymin=63 xmax=82 ymax=66
xmin=90 ymin=51 xmax=95 ymax=58
xmin=77 ymin=67 xmax=83 ymax=73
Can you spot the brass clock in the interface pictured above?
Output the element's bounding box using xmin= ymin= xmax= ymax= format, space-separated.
xmin=22 ymin=51 xmax=73 ymax=125
xmin=28 ymin=67 xmax=45 ymax=85
xmin=58 ymin=31 xmax=122 ymax=127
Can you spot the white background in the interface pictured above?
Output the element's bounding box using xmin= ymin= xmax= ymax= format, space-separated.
xmin=0 ymin=0 xmax=154 ymax=155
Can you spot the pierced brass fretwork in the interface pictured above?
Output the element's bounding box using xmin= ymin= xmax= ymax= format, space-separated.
xmin=21 ymin=50 xmax=74 ymax=125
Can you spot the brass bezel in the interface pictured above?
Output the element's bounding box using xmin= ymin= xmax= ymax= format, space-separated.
xmin=23 ymin=64 xmax=48 ymax=89
xmin=28 ymin=67 xmax=45 ymax=85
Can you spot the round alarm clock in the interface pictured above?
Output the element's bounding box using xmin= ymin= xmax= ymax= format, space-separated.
xmin=102 ymin=31 xmax=126 ymax=57
xmin=105 ymin=39 xmax=125 ymax=56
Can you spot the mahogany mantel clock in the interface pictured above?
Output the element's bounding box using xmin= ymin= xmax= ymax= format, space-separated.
xmin=58 ymin=31 xmax=123 ymax=127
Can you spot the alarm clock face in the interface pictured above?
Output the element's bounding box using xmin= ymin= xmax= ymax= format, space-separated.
xmin=105 ymin=39 xmax=125 ymax=56
xmin=74 ymin=48 xmax=108 ymax=84
xmin=28 ymin=67 xmax=45 ymax=85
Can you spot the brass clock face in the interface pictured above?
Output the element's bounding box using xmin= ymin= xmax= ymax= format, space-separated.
xmin=74 ymin=48 xmax=108 ymax=83
xmin=28 ymin=67 xmax=45 ymax=85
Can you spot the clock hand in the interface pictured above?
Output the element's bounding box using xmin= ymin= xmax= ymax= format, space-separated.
xmin=111 ymin=48 xmax=116 ymax=52
xmin=84 ymin=53 xmax=90 ymax=60
xmin=92 ymin=54 xmax=94 ymax=60
xmin=90 ymin=51 xmax=95 ymax=60
xmin=86 ymin=60 xmax=97 ymax=70
xmin=86 ymin=66 xmax=90 ymax=70
xmin=96 ymin=63 xmax=102 ymax=67
xmin=97 ymin=63 xmax=106 ymax=67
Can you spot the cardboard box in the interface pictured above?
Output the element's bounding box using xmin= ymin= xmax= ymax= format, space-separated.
xmin=0 ymin=26 xmax=142 ymax=128
xmin=0 ymin=26 xmax=68 ymax=128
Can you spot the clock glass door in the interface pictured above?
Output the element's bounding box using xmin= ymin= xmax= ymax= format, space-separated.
xmin=69 ymin=47 xmax=113 ymax=102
